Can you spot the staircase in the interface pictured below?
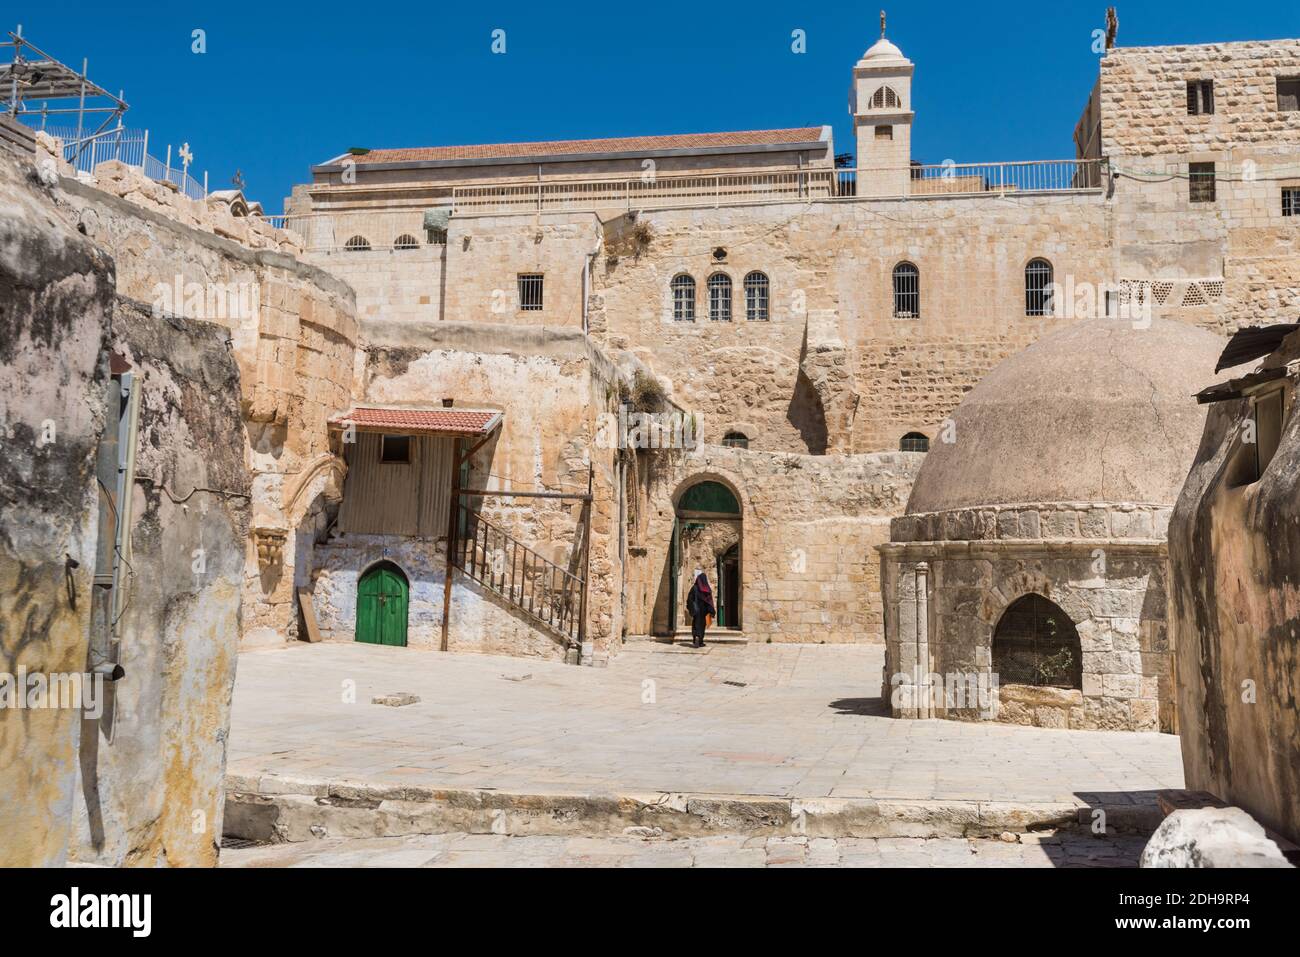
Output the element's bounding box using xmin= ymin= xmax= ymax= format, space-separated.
xmin=451 ymin=504 xmax=584 ymax=650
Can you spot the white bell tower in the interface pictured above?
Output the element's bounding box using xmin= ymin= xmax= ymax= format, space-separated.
xmin=850 ymin=12 xmax=914 ymax=197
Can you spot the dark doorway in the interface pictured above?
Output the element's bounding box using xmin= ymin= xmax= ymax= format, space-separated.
xmin=716 ymin=544 xmax=741 ymax=629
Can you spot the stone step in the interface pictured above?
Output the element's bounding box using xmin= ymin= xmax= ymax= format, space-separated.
xmin=624 ymin=632 xmax=749 ymax=646
xmin=223 ymin=771 xmax=1163 ymax=845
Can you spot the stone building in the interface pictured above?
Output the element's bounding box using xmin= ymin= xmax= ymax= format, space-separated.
xmin=280 ymin=30 xmax=1299 ymax=665
xmin=1169 ymin=322 xmax=1300 ymax=842
xmin=879 ymin=317 xmax=1224 ymax=732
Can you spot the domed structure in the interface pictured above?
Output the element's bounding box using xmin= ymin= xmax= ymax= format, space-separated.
xmin=907 ymin=317 xmax=1226 ymax=514
xmin=878 ymin=318 xmax=1226 ymax=735
xmin=862 ymin=37 xmax=905 ymax=61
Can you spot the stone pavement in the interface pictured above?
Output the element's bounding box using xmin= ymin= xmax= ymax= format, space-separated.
xmin=228 ymin=641 xmax=1182 ymax=805
xmin=221 ymin=831 xmax=1147 ymax=868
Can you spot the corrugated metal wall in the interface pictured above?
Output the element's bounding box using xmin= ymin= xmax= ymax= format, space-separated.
xmin=338 ymin=433 xmax=454 ymax=537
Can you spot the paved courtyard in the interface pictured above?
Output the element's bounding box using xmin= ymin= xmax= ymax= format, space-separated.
xmin=228 ymin=641 xmax=1183 ymax=804
xmin=222 ymin=831 xmax=1147 ymax=868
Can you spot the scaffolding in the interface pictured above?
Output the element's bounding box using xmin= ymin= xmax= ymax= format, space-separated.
xmin=0 ymin=24 xmax=214 ymax=201
xmin=1 ymin=24 xmax=129 ymax=164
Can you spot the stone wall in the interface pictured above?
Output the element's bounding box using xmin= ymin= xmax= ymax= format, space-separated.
xmin=0 ymin=146 xmax=113 ymax=867
xmin=627 ymin=446 xmax=921 ymax=644
xmin=1168 ymin=331 xmax=1300 ymax=844
xmin=310 ymin=320 xmax=627 ymax=660
xmin=53 ymin=174 xmax=359 ymax=646
xmin=881 ymin=503 xmax=1175 ymax=732
xmin=591 ymin=193 xmax=1115 ymax=455
xmin=0 ymin=145 xmax=250 ymax=867
xmin=70 ymin=301 xmax=249 ymax=867
xmin=1102 ymin=41 xmax=1300 ymax=335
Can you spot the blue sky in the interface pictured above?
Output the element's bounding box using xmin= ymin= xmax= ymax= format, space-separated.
xmin=11 ymin=1 xmax=1298 ymax=211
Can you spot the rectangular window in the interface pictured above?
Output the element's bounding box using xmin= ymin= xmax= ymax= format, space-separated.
xmin=1284 ymin=188 xmax=1299 ymax=217
xmin=1278 ymin=77 xmax=1300 ymax=112
xmin=380 ymin=435 xmax=411 ymax=463
xmin=1189 ymin=162 xmax=1216 ymax=203
xmin=1186 ymin=79 xmax=1214 ymax=115
xmin=518 ymin=273 xmax=544 ymax=311
xmin=875 ymin=125 xmax=893 ymax=140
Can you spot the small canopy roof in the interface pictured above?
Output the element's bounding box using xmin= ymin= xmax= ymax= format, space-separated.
xmin=329 ymin=406 xmax=502 ymax=437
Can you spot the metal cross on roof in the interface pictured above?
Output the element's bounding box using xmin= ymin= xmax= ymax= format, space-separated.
xmin=178 ymin=141 xmax=192 ymax=167
xmin=880 ymin=10 xmax=886 ymax=38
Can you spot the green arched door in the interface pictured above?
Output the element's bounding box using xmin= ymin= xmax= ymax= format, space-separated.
xmin=356 ymin=563 xmax=409 ymax=647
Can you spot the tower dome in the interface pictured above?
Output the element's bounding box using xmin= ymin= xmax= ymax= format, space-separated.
xmin=862 ymin=37 xmax=905 ymax=61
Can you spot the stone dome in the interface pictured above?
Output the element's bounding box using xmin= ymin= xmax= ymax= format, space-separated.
xmin=905 ymin=317 xmax=1226 ymax=515
xmin=862 ymin=37 xmax=906 ymax=61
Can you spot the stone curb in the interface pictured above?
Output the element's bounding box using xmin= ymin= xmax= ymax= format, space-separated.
xmin=223 ymin=772 xmax=1163 ymax=844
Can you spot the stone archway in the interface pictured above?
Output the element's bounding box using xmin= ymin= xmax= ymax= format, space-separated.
xmin=668 ymin=477 xmax=743 ymax=635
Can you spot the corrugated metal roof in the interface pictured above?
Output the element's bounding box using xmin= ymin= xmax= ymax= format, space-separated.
xmin=329 ymin=406 xmax=501 ymax=435
xmin=1215 ymin=323 xmax=1300 ymax=373
xmin=346 ymin=128 xmax=826 ymax=165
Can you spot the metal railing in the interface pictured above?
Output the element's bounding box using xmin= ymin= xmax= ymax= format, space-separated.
xmin=30 ymin=122 xmax=211 ymax=201
xmin=448 ymin=159 xmax=1105 ymax=215
xmin=453 ymin=504 xmax=582 ymax=645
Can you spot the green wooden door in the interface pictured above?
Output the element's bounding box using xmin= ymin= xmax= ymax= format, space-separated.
xmin=356 ymin=564 xmax=409 ymax=646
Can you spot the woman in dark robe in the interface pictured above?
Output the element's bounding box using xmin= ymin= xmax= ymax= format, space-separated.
xmin=686 ymin=570 xmax=715 ymax=648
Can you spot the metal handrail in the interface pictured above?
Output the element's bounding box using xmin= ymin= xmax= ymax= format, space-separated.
xmin=453 ymin=504 xmax=583 ymax=645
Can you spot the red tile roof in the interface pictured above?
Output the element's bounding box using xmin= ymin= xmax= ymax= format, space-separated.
xmin=329 ymin=407 xmax=501 ymax=435
xmin=348 ymin=128 xmax=826 ymax=165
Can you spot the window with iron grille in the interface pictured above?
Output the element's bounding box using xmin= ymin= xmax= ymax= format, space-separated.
xmin=393 ymin=234 xmax=420 ymax=250
xmin=518 ymin=273 xmax=544 ymax=311
xmin=871 ymin=86 xmax=901 ymax=109
xmin=671 ymin=274 xmax=696 ymax=321
xmin=1189 ymin=162 xmax=1216 ymax=203
xmin=1186 ymin=79 xmax=1214 ymax=115
xmin=722 ymin=431 xmax=749 ymax=449
xmin=425 ymin=226 xmax=448 ymax=245
xmin=892 ymin=262 xmax=919 ymax=318
xmin=344 ymin=235 xmax=371 ymax=252
xmin=1278 ymin=77 xmax=1300 ymax=112
xmin=1025 ymin=258 xmax=1054 ymax=316
xmin=899 ymin=432 xmax=929 ymax=453
xmin=992 ymin=594 xmax=1083 ymax=690
xmin=708 ymin=273 xmax=732 ymax=321
xmin=743 ymin=272 xmax=769 ymax=321
xmin=1283 ymin=188 xmax=1299 ymax=217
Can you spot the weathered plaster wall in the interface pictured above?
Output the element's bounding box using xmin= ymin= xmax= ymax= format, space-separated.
xmin=54 ymin=175 xmax=359 ymax=645
xmin=310 ymin=320 xmax=626 ymax=660
xmin=70 ymin=301 xmax=249 ymax=867
xmin=1168 ymin=332 xmax=1300 ymax=843
xmin=0 ymin=147 xmax=112 ymax=867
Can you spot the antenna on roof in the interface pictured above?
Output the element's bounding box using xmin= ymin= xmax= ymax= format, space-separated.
xmin=1106 ymin=7 xmax=1119 ymax=50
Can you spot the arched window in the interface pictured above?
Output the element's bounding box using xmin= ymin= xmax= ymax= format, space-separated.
xmin=893 ymin=262 xmax=919 ymax=318
xmin=871 ymin=86 xmax=901 ymax=109
xmin=1025 ymin=258 xmax=1054 ymax=316
xmin=992 ymin=595 xmax=1082 ymax=690
xmin=671 ymin=274 xmax=696 ymax=321
xmin=743 ymin=271 xmax=769 ymax=321
xmin=344 ymin=235 xmax=371 ymax=252
xmin=900 ymin=432 xmax=929 ymax=453
xmin=393 ymin=234 xmax=420 ymax=250
xmin=722 ymin=431 xmax=749 ymax=449
xmin=708 ymin=273 xmax=732 ymax=322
